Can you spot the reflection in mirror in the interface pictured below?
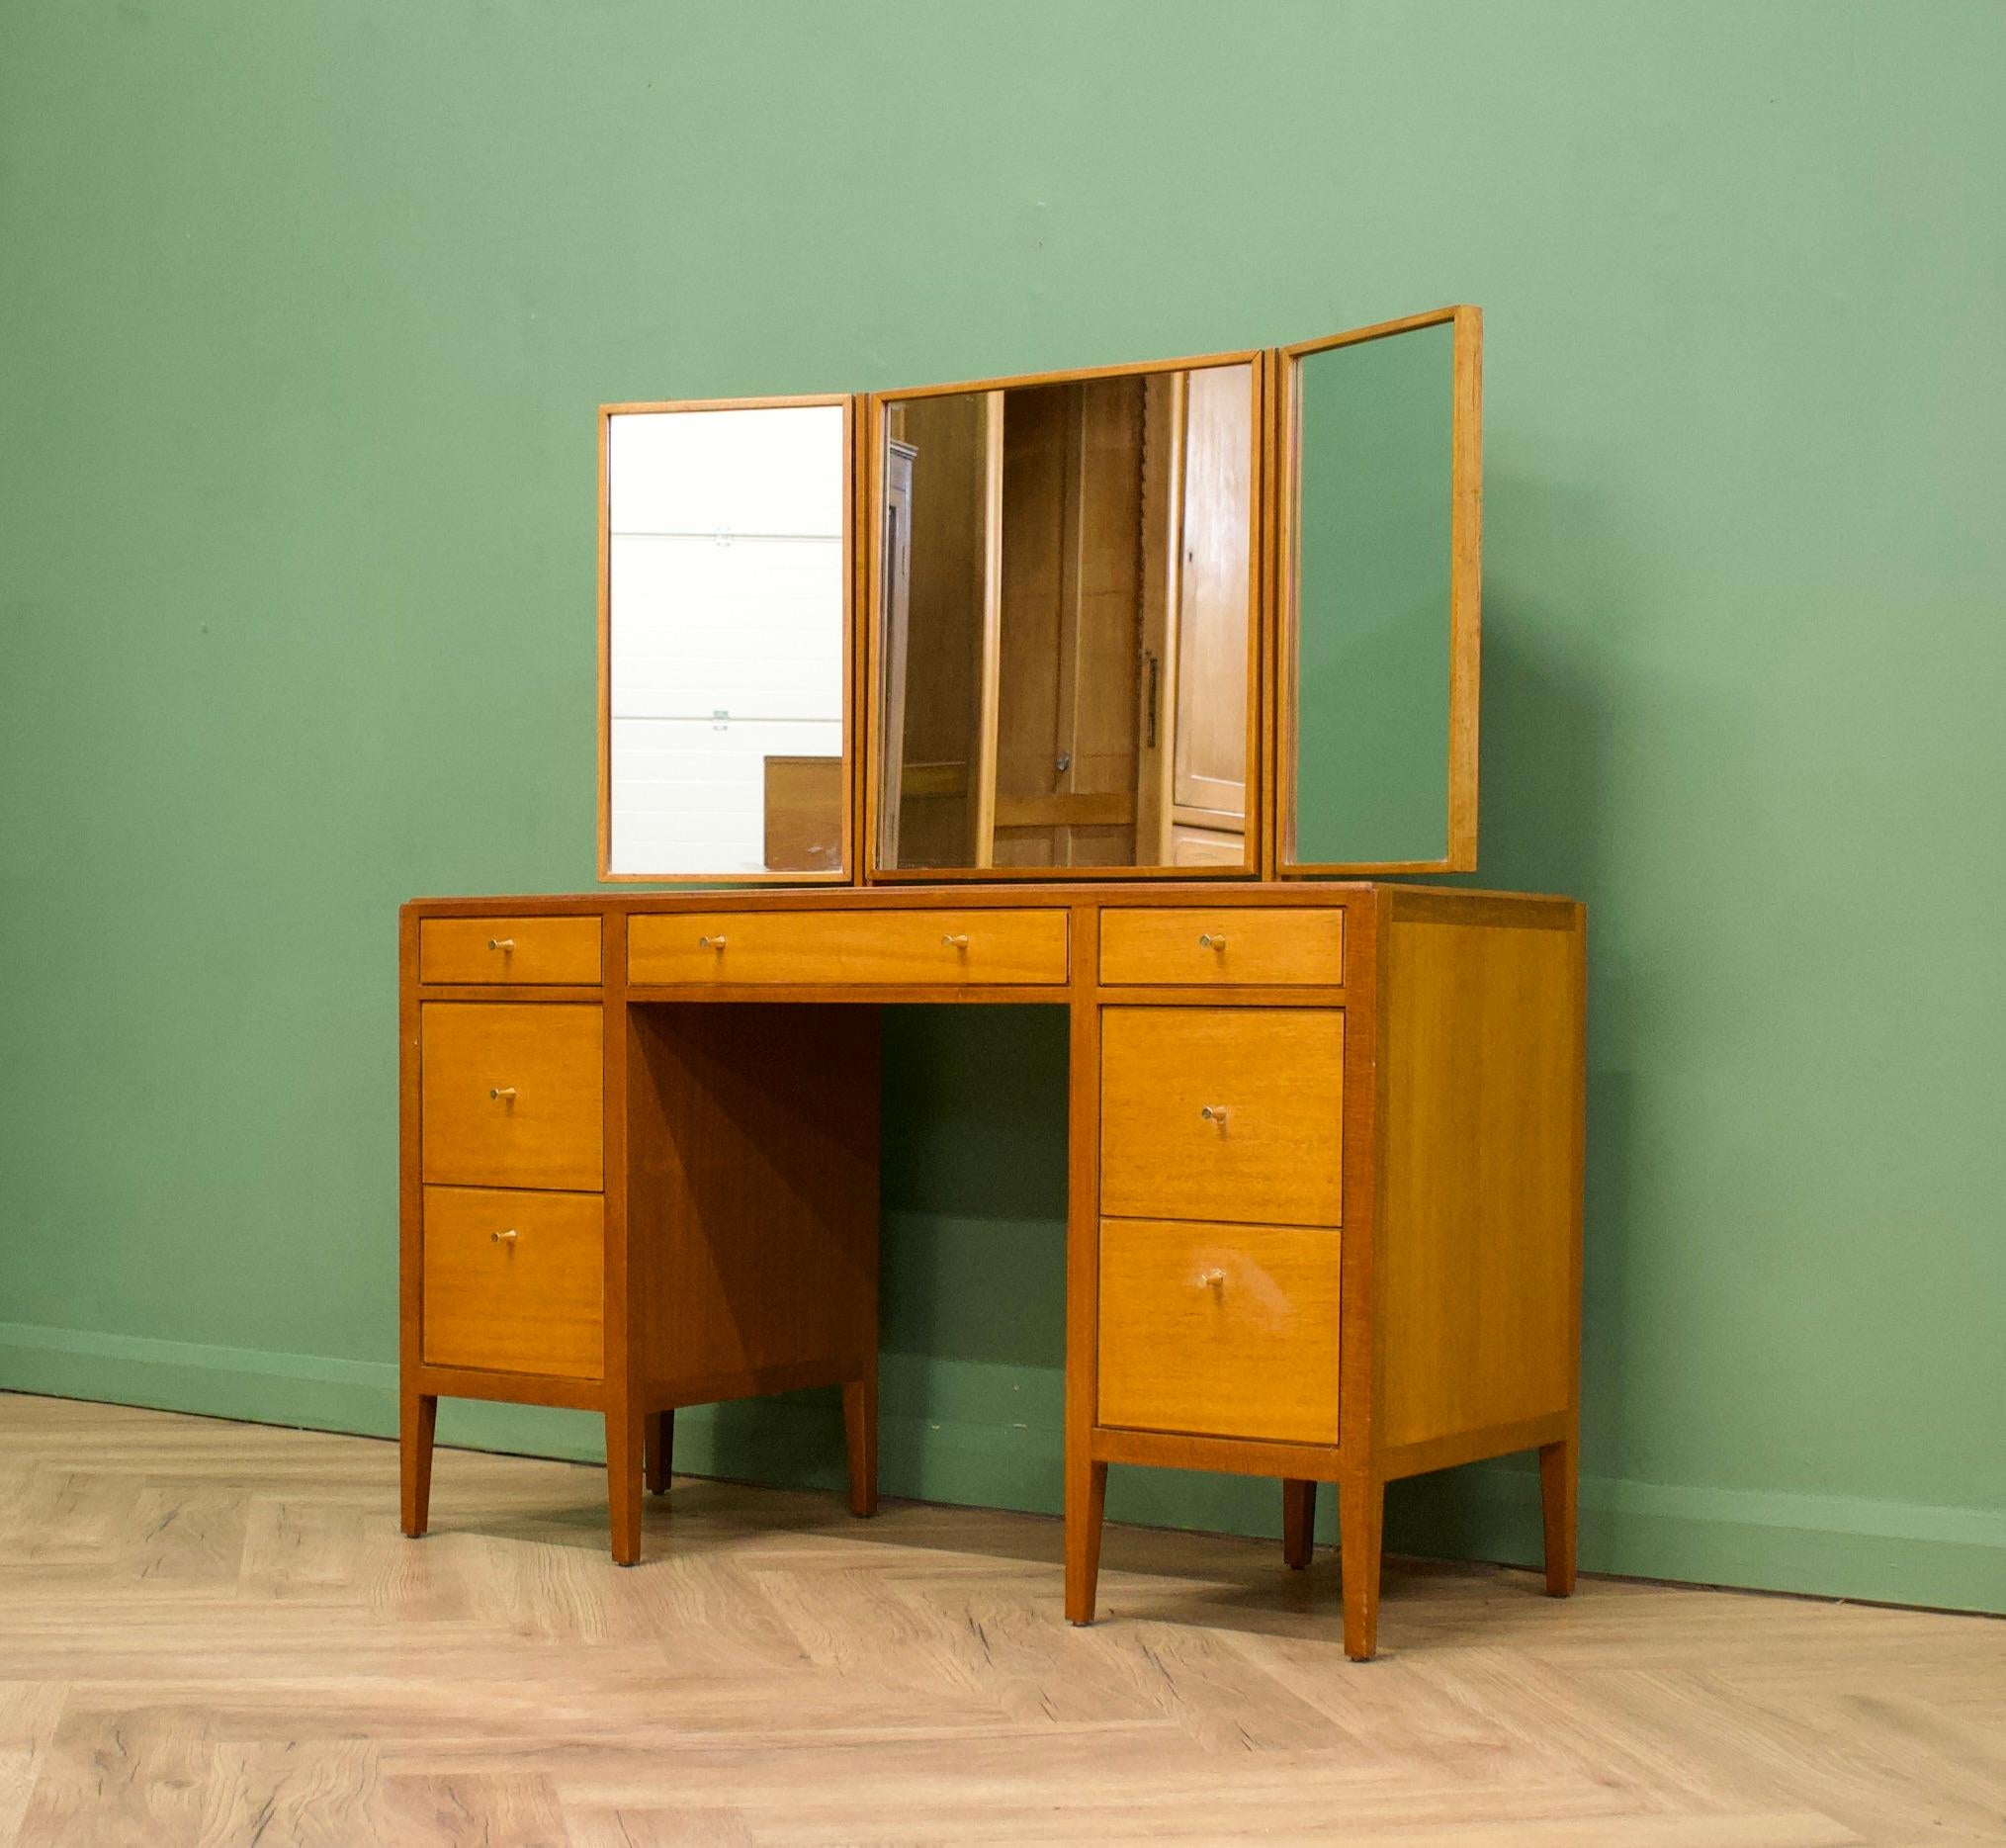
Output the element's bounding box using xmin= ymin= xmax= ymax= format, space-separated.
xmin=1289 ymin=317 xmax=1464 ymax=867
xmin=604 ymin=402 xmax=845 ymax=876
xmin=877 ymin=362 xmax=1255 ymax=871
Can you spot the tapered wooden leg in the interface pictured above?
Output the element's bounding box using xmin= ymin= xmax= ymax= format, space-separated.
xmin=1338 ymin=1475 xmax=1384 ymax=1660
xmin=399 ymin=1391 xmax=437 ymax=1539
xmin=842 ymin=1372 xmax=878 ymax=1518
xmin=644 ymin=1409 xmax=673 ymax=1497
xmin=1282 ymin=1478 xmax=1317 ymax=1569
xmin=1064 ymin=1456 xmax=1108 ymax=1625
xmin=606 ymin=1404 xmax=643 ymax=1566
xmin=1539 ymin=1435 xmax=1579 ymax=1596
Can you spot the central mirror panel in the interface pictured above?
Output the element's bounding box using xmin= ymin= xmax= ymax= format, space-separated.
xmin=872 ymin=357 xmax=1259 ymax=873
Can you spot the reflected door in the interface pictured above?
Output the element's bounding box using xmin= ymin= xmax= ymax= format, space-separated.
xmin=873 ymin=357 xmax=1259 ymax=875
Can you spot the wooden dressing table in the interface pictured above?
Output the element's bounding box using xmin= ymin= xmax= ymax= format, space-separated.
xmin=398 ymin=308 xmax=1588 ymax=1659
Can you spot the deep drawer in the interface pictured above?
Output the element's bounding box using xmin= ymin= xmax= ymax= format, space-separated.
xmin=422 ymin=1186 xmax=603 ymax=1380
xmin=1097 ymin=1218 xmax=1340 ymax=1444
xmin=1100 ymin=1007 xmax=1342 ymax=1226
xmin=419 ymin=1004 xmax=603 ymax=1191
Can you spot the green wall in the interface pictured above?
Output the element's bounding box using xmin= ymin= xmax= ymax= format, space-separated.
xmin=2 ymin=0 xmax=2000 ymax=1615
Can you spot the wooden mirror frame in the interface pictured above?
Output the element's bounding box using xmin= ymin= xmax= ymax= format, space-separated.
xmin=1274 ymin=307 xmax=1482 ymax=877
xmin=861 ymin=349 xmax=1269 ymax=884
xmin=595 ymin=393 xmax=857 ymax=886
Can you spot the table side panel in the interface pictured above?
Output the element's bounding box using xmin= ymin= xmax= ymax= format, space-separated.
xmin=1376 ymin=897 xmax=1585 ymax=1451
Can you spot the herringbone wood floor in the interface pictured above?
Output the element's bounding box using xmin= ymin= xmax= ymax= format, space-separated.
xmin=0 ymin=1395 xmax=1999 ymax=1846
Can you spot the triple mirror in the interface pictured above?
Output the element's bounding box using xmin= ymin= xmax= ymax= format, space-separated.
xmin=598 ymin=308 xmax=1478 ymax=884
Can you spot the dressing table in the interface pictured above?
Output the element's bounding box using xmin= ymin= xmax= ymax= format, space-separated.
xmin=398 ymin=308 xmax=1587 ymax=1659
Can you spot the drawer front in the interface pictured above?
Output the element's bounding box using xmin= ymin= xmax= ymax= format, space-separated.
xmin=629 ymin=909 xmax=1069 ymax=988
xmin=422 ymin=1186 xmax=603 ymax=1379
xmin=1101 ymin=1007 xmax=1342 ymax=1225
xmin=420 ymin=1004 xmax=603 ymax=1190
xmin=419 ymin=916 xmax=601 ymax=987
xmin=1099 ymin=908 xmax=1343 ymax=987
xmin=1098 ymin=1219 xmax=1340 ymax=1444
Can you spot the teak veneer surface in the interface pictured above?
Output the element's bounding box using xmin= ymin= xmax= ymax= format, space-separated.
xmin=627 ymin=906 xmax=1069 ymax=987
xmin=416 ymin=915 xmax=602 ymax=986
xmin=1097 ymin=1218 xmax=1341 ymax=1444
xmin=1099 ymin=1005 xmax=1344 ymax=1225
xmin=400 ymin=882 xmax=1585 ymax=1660
xmin=419 ymin=1185 xmax=604 ymax=1380
xmin=1378 ymin=899 xmax=1583 ymax=1449
xmin=418 ymin=1003 xmax=604 ymax=1192
xmin=1098 ymin=904 xmax=1343 ymax=985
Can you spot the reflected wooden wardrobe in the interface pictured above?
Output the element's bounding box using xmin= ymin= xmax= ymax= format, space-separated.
xmin=873 ymin=356 xmax=1260 ymax=873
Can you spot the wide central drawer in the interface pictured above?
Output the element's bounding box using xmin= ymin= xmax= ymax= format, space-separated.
xmin=628 ymin=910 xmax=1069 ymax=987
xmin=1101 ymin=1007 xmax=1343 ymax=1225
xmin=421 ymin=1186 xmax=604 ymax=1380
xmin=1098 ymin=1219 xmax=1340 ymax=1444
xmin=420 ymin=1003 xmax=603 ymax=1191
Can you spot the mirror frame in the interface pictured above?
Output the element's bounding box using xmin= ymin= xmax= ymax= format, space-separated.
xmin=595 ymin=393 xmax=857 ymax=885
xmin=861 ymin=349 xmax=1268 ymax=883
xmin=1273 ymin=307 xmax=1481 ymax=876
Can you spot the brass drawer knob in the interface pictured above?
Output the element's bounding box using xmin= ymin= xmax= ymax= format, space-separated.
xmin=1197 ymin=1268 xmax=1226 ymax=1293
xmin=941 ymin=933 xmax=970 ymax=949
xmin=489 ymin=1086 xmax=517 ymax=1102
xmin=1198 ymin=932 xmax=1226 ymax=951
xmin=698 ymin=934 xmax=728 ymax=951
xmin=1200 ymin=1103 xmax=1229 ymax=1125
xmin=487 ymin=937 xmax=514 ymax=953
xmin=490 ymin=1228 xmax=518 ymax=1244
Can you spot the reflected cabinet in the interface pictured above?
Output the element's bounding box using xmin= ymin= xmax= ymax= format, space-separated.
xmin=406 ymin=304 xmax=1580 ymax=1666
xmin=597 ymin=308 xmax=1480 ymax=884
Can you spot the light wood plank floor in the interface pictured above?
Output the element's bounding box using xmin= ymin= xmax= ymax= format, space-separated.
xmin=0 ymin=1395 xmax=1999 ymax=1846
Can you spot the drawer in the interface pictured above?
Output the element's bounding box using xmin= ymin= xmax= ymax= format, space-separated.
xmin=1099 ymin=908 xmax=1343 ymax=987
xmin=629 ymin=909 xmax=1069 ymax=988
xmin=1101 ymin=1007 xmax=1342 ymax=1225
xmin=420 ymin=1004 xmax=603 ymax=1190
xmin=1098 ymin=1219 xmax=1339 ymax=1444
xmin=419 ymin=916 xmax=601 ymax=986
xmin=422 ymin=1186 xmax=603 ymax=1379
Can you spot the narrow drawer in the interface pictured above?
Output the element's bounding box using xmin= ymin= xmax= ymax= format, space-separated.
xmin=1101 ymin=1007 xmax=1342 ymax=1225
xmin=419 ymin=916 xmax=601 ymax=986
xmin=1098 ymin=1219 xmax=1339 ymax=1444
xmin=629 ymin=909 xmax=1069 ymax=987
xmin=420 ymin=1004 xmax=603 ymax=1190
xmin=422 ymin=1186 xmax=603 ymax=1380
xmin=1099 ymin=908 xmax=1343 ymax=987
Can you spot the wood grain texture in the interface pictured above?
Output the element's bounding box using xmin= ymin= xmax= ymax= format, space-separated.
xmin=419 ymin=1186 xmax=603 ymax=1380
xmin=1099 ymin=906 xmax=1342 ymax=986
xmin=1097 ymin=1219 xmax=1340 ymax=1445
xmin=1100 ymin=1006 xmax=1343 ymax=1225
xmin=8 ymin=1395 xmax=2002 ymax=1848
xmin=418 ymin=916 xmax=603 ymax=987
xmin=1064 ymin=902 xmax=1105 ymax=1626
xmin=760 ymin=755 xmax=844 ymax=874
xmin=1376 ymin=898 xmax=1585 ymax=1450
xmin=418 ymin=1003 xmax=603 ymax=1192
xmin=627 ymin=1003 xmax=878 ymax=1409
xmin=628 ymin=908 xmax=1068 ymax=987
